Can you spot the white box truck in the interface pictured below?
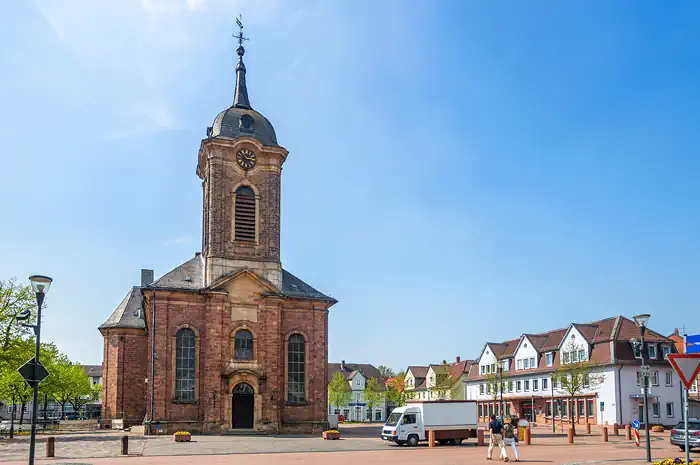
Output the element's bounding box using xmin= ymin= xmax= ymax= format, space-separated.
xmin=380 ymin=400 xmax=478 ymax=446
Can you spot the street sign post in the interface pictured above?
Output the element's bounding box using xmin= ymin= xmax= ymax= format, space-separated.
xmin=17 ymin=357 xmax=49 ymax=388
xmin=632 ymin=420 xmax=640 ymax=429
xmin=640 ymin=365 xmax=651 ymax=378
xmin=668 ymin=353 xmax=700 ymax=465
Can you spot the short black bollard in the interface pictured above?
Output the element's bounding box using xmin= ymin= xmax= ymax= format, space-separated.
xmin=46 ymin=436 xmax=55 ymax=458
xmin=121 ymin=435 xmax=128 ymax=455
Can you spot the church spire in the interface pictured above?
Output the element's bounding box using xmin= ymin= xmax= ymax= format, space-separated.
xmin=233 ymin=15 xmax=250 ymax=109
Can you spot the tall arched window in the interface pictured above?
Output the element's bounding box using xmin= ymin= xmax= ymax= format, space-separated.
xmin=287 ymin=334 xmax=306 ymax=403
xmin=234 ymin=329 xmax=254 ymax=361
xmin=175 ymin=328 xmax=196 ymax=401
xmin=234 ymin=186 xmax=256 ymax=242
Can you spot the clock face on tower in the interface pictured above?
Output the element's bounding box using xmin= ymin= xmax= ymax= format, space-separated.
xmin=236 ymin=149 xmax=257 ymax=170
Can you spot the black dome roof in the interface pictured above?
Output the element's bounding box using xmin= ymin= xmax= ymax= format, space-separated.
xmin=210 ymin=106 xmax=278 ymax=146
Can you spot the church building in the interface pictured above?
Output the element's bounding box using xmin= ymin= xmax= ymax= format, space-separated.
xmin=99 ymin=31 xmax=336 ymax=434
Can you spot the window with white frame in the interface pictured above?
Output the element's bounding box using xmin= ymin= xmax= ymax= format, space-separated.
xmin=648 ymin=345 xmax=657 ymax=359
xmin=491 ymin=363 xmax=496 ymax=373
xmin=665 ymin=372 xmax=672 ymax=386
xmin=508 ymin=381 xmax=513 ymax=392
xmin=662 ymin=345 xmax=671 ymax=359
xmin=553 ymin=377 xmax=558 ymax=389
xmin=666 ymin=402 xmax=674 ymax=417
xmin=652 ymin=371 xmax=659 ymax=386
xmin=546 ymin=352 xmax=554 ymax=366
xmin=533 ymin=379 xmax=539 ymax=391
xmin=692 ymin=380 xmax=698 ymax=393
xmin=578 ymin=349 xmax=585 ymax=362
xmin=542 ymin=378 xmax=548 ymax=390
xmin=480 ymin=384 xmax=485 ymax=394
xmin=652 ymin=402 xmax=660 ymax=417
xmin=583 ymin=374 xmax=590 ymax=388
xmin=517 ymin=359 xmax=523 ymax=370
xmin=516 ymin=381 xmax=522 ymax=392
xmin=530 ymin=357 xmax=535 ymax=367
xmin=524 ymin=358 xmax=530 ymax=369
xmin=524 ymin=380 xmax=530 ymax=391
xmin=636 ymin=371 xmax=641 ymax=386
xmin=633 ymin=344 xmax=642 ymax=359
xmin=563 ymin=352 xmax=570 ymax=364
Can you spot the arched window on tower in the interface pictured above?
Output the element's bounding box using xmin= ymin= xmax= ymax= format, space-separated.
xmin=175 ymin=328 xmax=196 ymax=401
xmin=234 ymin=329 xmax=254 ymax=361
xmin=234 ymin=186 xmax=256 ymax=242
xmin=287 ymin=334 xmax=306 ymax=403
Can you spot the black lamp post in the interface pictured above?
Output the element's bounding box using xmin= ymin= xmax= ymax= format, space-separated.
xmin=497 ymin=361 xmax=504 ymax=419
xmin=24 ymin=275 xmax=52 ymax=465
xmin=633 ymin=313 xmax=652 ymax=463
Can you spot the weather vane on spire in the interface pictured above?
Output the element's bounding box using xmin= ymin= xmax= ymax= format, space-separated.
xmin=233 ymin=14 xmax=248 ymax=47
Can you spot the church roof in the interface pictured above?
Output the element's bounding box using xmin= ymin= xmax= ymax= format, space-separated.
xmin=99 ymin=287 xmax=146 ymax=332
xmin=207 ymin=37 xmax=278 ymax=146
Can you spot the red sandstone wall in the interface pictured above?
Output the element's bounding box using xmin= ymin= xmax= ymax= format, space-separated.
xmin=101 ymin=330 xmax=147 ymax=424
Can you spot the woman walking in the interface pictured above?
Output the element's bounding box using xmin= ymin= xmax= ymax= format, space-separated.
xmin=487 ymin=415 xmax=508 ymax=461
xmin=503 ymin=417 xmax=519 ymax=462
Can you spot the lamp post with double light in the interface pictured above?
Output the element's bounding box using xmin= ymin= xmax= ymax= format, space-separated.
xmin=19 ymin=275 xmax=52 ymax=465
xmin=632 ymin=313 xmax=652 ymax=463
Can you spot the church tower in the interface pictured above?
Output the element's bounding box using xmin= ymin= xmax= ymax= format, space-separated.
xmin=197 ymin=34 xmax=288 ymax=288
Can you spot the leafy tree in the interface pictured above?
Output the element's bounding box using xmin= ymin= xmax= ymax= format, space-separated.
xmin=553 ymin=341 xmax=603 ymax=434
xmin=484 ymin=371 xmax=506 ymax=415
xmin=68 ymin=368 xmax=94 ymax=418
xmin=52 ymin=362 xmax=90 ymax=418
xmin=386 ymin=371 xmax=406 ymax=406
xmin=377 ymin=365 xmax=395 ymax=379
xmin=328 ymin=372 xmax=351 ymax=414
xmin=0 ymin=278 xmax=37 ymax=368
xmin=431 ymin=362 xmax=453 ymax=399
xmin=362 ymin=377 xmax=384 ymax=422
xmin=0 ymin=338 xmax=35 ymax=424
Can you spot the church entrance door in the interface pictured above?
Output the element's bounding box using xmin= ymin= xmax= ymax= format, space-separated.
xmin=232 ymin=383 xmax=254 ymax=429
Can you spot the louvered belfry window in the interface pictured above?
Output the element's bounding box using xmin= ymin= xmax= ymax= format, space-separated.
xmin=235 ymin=186 xmax=256 ymax=242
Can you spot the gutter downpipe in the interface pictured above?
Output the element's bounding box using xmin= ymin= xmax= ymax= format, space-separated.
xmin=617 ymin=365 xmax=623 ymax=425
xmin=149 ymin=292 xmax=155 ymax=434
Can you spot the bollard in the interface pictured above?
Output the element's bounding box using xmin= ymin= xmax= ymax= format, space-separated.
xmin=603 ymin=426 xmax=608 ymax=442
xmin=121 ymin=435 xmax=128 ymax=455
xmin=625 ymin=425 xmax=631 ymax=440
xmin=46 ymin=437 xmax=55 ymax=458
xmin=614 ymin=423 xmax=619 ymax=436
xmin=477 ymin=429 xmax=485 ymax=447
xmin=586 ymin=423 xmax=591 ymax=434
xmin=428 ymin=430 xmax=435 ymax=448
xmin=568 ymin=427 xmax=574 ymax=444
xmin=525 ymin=427 xmax=531 ymax=445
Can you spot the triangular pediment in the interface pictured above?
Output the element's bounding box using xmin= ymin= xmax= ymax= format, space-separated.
xmin=205 ymin=267 xmax=281 ymax=296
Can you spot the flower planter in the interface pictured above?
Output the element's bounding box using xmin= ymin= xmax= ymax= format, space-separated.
xmin=174 ymin=433 xmax=191 ymax=442
xmin=651 ymin=425 xmax=665 ymax=433
xmin=322 ymin=431 xmax=341 ymax=440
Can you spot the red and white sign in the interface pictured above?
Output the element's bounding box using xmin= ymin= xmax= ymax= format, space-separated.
xmin=667 ymin=354 xmax=700 ymax=390
xmin=634 ymin=429 xmax=640 ymax=447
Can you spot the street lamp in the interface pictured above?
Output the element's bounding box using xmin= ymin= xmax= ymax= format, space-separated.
xmin=633 ymin=313 xmax=652 ymax=463
xmin=497 ymin=360 xmax=505 ymax=420
xmin=26 ymin=274 xmax=52 ymax=465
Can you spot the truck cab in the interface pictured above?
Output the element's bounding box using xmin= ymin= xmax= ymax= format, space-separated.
xmin=381 ymin=406 xmax=424 ymax=446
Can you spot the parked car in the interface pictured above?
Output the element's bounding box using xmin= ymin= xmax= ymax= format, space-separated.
xmin=0 ymin=420 xmax=31 ymax=433
xmin=670 ymin=419 xmax=700 ymax=451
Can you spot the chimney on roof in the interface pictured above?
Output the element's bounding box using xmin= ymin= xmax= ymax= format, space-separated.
xmin=674 ymin=328 xmax=679 ymax=336
xmin=456 ymin=356 xmax=461 ymax=363
xmin=341 ymin=360 xmax=346 ymax=371
xmin=141 ymin=269 xmax=154 ymax=287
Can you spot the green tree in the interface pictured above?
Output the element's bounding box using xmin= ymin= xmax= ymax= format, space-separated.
xmin=68 ymin=368 xmax=94 ymax=418
xmin=362 ymin=377 xmax=384 ymax=422
xmin=431 ymin=362 xmax=453 ymax=399
xmin=553 ymin=340 xmax=602 ymax=435
xmin=0 ymin=338 xmax=35 ymax=425
xmin=386 ymin=371 xmax=406 ymax=406
xmin=51 ymin=362 xmax=87 ymax=418
xmin=377 ymin=365 xmax=395 ymax=379
xmin=483 ymin=371 xmax=506 ymax=415
xmin=0 ymin=278 xmax=37 ymax=368
xmin=328 ymin=372 xmax=351 ymax=414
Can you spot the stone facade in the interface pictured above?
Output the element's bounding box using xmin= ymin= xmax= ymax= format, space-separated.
xmin=99 ymin=40 xmax=336 ymax=434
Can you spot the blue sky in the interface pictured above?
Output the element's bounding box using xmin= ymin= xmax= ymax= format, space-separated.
xmin=1 ymin=1 xmax=698 ymax=371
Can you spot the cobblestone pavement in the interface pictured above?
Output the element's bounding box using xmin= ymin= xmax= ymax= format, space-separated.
xmin=1 ymin=424 xmax=697 ymax=464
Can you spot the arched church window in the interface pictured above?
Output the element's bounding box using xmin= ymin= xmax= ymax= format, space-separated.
xmin=175 ymin=328 xmax=196 ymax=401
xmin=234 ymin=329 xmax=254 ymax=361
xmin=234 ymin=186 xmax=256 ymax=242
xmin=287 ymin=334 xmax=306 ymax=403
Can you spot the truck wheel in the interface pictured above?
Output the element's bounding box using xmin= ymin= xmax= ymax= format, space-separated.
xmin=438 ymin=439 xmax=448 ymax=445
xmin=396 ymin=440 xmax=406 ymax=446
xmin=407 ymin=435 xmax=419 ymax=447
xmin=451 ymin=438 xmax=463 ymax=445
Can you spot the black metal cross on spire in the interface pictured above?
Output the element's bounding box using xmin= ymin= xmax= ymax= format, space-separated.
xmin=233 ymin=14 xmax=249 ymax=47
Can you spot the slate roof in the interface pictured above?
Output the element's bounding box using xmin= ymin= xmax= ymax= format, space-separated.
xmin=99 ymin=287 xmax=146 ymax=332
xmin=82 ymin=365 xmax=103 ymax=378
xmin=327 ymin=363 xmax=386 ymax=391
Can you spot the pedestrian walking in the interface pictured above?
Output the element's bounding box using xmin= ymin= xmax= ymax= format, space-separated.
xmin=487 ymin=414 xmax=508 ymax=461
xmin=503 ymin=417 xmax=519 ymax=462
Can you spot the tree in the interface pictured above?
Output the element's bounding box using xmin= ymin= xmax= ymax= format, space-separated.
xmin=0 ymin=278 xmax=37 ymax=368
xmin=386 ymin=371 xmax=406 ymax=406
xmin=377 ymin=365 xmax=395 ymax=379
xmin=553 ymin=341 xmax=603 ymax=434
xmin=68 ymin=367 xmax=94 ymax=418
xmin=362 ymin=377 xmax=384 ymax=422
xmin=483 ymin=371 xmax=506 ymax=416
xmin=0 ymin=338 xmax=35 ymax=425
xmin=431 ymin=362 xmax=453 ymax=400
xmin=52 ymin=362 xmax=90 ymax=418
xmin=328 ymin=372 xmax=351 ymax=415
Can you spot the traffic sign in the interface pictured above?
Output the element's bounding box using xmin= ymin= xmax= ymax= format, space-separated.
xmin=17 ymin=357 xmax=49 ymax=388
xmin=632 ymin=420 xmax=640 ymax=429
xmin=640 ymin=365 xmax=651 ymax=377
xmin=667 ymin=354 xmax=700 ymax=390
xmin=687 ymin=334 xmax=700 ymax=354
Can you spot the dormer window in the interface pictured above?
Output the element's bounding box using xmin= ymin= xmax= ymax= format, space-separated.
xmin=239 ymin=114 xmax=254 ymax=133
xmin=662 ymin=345 xmax=671 ymax=359
xmin=648 ymin=345 xmax=657 ymax=359
xmin=633 ymin=344 xmax=642 ymax=359
xmin=545 ymin=352 xmax=554 ymax=366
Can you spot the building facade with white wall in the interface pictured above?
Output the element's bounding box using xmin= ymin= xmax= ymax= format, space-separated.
xmin=327 ymin=362 xmax=386 ymax=422
xmin=464 ymin=316 xmax=682 ymax=427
